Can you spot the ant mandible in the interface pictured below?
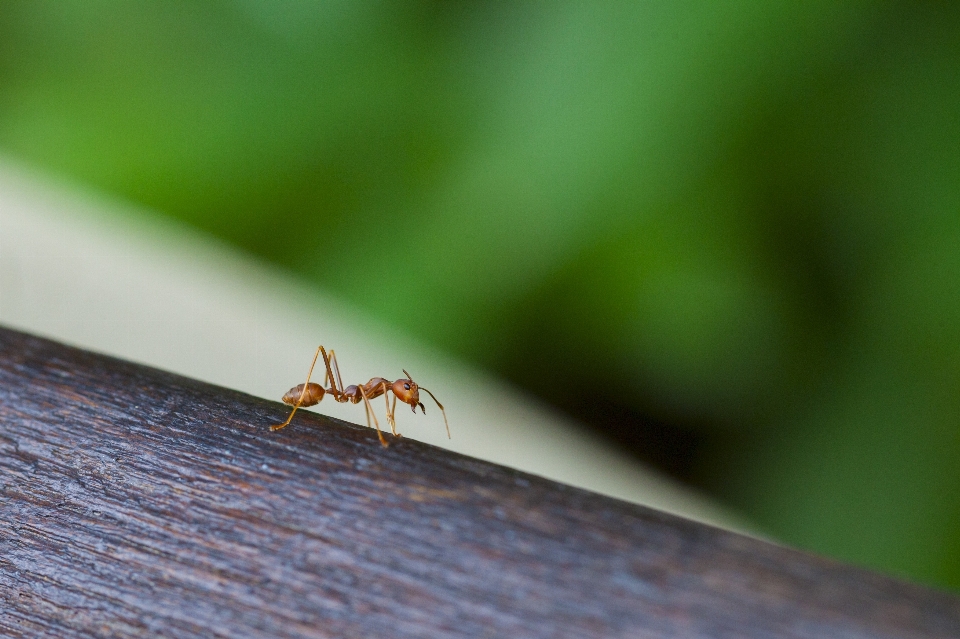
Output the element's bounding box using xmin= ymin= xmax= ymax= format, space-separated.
xmin=271 ymin=345 xmax=449 ymax=447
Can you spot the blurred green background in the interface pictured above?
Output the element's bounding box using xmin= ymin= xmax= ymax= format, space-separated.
xmin=2 ymin=1 xmax=960 ymax=589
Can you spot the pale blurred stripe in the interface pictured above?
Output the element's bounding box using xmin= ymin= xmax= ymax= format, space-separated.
xmin=0 ymin=158 xmax=748 ymax=532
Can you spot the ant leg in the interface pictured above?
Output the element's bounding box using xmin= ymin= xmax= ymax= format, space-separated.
xmin=358 ymin=385 xmax=389 ymax=447
xmin=272 ymin=345 xmax=324 ymax=431
xmin=310 ymin=344 xmax=339 ymax=398
xmin=383 ymin=383 xmax=401 ymax=437
xmin=320 ymin=346 xmax=345 ymax=402
xmin=390 ymin=393 xmax=400 ymax=437
xmin=327 ymin=349 xmax=346 ymax=396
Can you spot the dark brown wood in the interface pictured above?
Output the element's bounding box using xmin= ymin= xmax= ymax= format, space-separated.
xmin=0 ymin=326 xmax=958 ymax=638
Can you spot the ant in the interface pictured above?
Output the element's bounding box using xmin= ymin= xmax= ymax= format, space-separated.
xmin=271 ymin=345 xmax=449 ymax=447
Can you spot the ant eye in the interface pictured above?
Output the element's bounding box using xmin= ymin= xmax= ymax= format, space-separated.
xmin=404 ymin=383 xmax=411 ymax=390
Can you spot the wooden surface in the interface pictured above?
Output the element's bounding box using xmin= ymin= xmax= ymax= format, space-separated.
xmin=1 ymin=326 xmax=959 ymax=638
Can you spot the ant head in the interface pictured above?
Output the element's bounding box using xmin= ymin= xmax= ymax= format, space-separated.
xmin=392 ymin=371 xmax=422 ymax=412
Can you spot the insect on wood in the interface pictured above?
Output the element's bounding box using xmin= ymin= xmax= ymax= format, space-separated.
xmin=272 ymin=345 xmax=449 ymax=447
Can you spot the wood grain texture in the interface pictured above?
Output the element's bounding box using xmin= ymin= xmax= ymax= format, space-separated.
xmin=0 ymin=326 xmax=958 ymax=638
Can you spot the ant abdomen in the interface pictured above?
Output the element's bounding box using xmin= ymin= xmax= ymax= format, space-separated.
xmin=282 ymin=382 xmax=325 ymax=407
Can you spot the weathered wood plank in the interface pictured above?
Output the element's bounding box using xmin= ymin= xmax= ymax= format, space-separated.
xmin=0 ymin=326 xmax=958 ymax=638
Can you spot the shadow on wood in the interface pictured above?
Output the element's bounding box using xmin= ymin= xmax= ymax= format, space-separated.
xmin=0 ymin=326 xmax=958 ymax=638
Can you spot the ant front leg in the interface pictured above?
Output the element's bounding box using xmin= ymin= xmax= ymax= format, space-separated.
xmin=358 ymin=384 xmax=389 ymax=447
xmin=383 ymin=384 xmax=401 ymax=438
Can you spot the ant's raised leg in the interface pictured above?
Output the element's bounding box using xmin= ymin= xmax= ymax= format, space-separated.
xmin=315 ymin=345 xmax=340 ymax=397
xmin=358 ymin=384 xmax=389 ymax=447
xmin=272 ymin=345 xmax=324 ymax=431
xmin=327 ymin=349 xmax=346 ymax=396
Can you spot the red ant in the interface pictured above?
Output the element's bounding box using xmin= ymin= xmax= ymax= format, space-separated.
xmin=271 ymin=345 xmax=449 ymax=447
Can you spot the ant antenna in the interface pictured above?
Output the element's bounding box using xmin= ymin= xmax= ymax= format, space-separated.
xmin=419 ymin=387 xmax=450 ymax=439
xmin=402 ymin=369 xmax=449 ymax=438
